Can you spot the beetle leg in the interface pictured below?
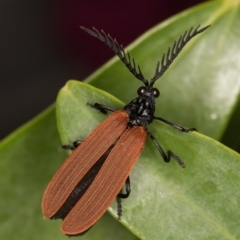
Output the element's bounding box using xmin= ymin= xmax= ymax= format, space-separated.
xmin=62 ymin=140 xmax=83 ymax=150
xmin=87 ymin=102 xmax=116 ymax=114
xmin=116 ymin=177 xmax=131 ymax=219
xmin=154 ymin=116 xmax=197 ymax=132
xmin=146 ymin=128 xmax=185 ymax=168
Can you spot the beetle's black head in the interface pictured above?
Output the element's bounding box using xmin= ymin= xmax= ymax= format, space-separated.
xmin=123 ymin=79 xmax=160 ymax=127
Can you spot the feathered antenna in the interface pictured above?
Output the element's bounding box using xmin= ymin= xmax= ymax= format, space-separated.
xmin=150 ymin=25 xmax=210 ymax=86
xmin=80 ymin=26 xmax=148 ymax=86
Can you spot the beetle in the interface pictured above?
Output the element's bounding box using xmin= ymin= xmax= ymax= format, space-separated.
xmin=42 ymin=25 xmax=210 ymax=236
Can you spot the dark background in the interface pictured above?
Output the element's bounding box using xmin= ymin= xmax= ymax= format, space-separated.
xmin=0 ymin=0 xmax=205 ymax=139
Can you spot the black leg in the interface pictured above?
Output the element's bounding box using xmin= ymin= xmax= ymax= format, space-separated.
xmin=87 ymin=102 xmax=116 ymax=114
xmin=146 ymin=128 xmax=185 ymax=168
xmin=154 ymin=116 xmax=197 ymax=132
xmin=116 ymin=177 xmax=131 ymax=219
xmin=117 ymin=177 xmax=131 ymax=198
xmin=62 ymin=140 xmax=82 ymax=150
xmin=116 ymin=197 xmax=122 ymax=220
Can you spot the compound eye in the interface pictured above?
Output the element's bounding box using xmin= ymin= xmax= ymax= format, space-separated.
xmin=152 ymin=88 xmax=160 ymax=98
xmin=137 ymin=86 xmax=146 ymax=96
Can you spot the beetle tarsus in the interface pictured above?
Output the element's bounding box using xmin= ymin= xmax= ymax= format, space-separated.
xmin=116 ymin=197 xmax=122 ymax=219
xmin=62 ymin=145 xmax=75 ymax=150
xmin=87 ymin=102 xmax=116 ymax=114
xmin=168 ymin=151 xmax=185 ymax=168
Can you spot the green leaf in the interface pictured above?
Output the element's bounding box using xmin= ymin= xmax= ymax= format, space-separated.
xmin=221 ymin=100 xmax=240 ymax=152
xmin=1 ymin=0 xmax=240 ymax=240
xmin=57 ymin=81 xmax=240 ymax=240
